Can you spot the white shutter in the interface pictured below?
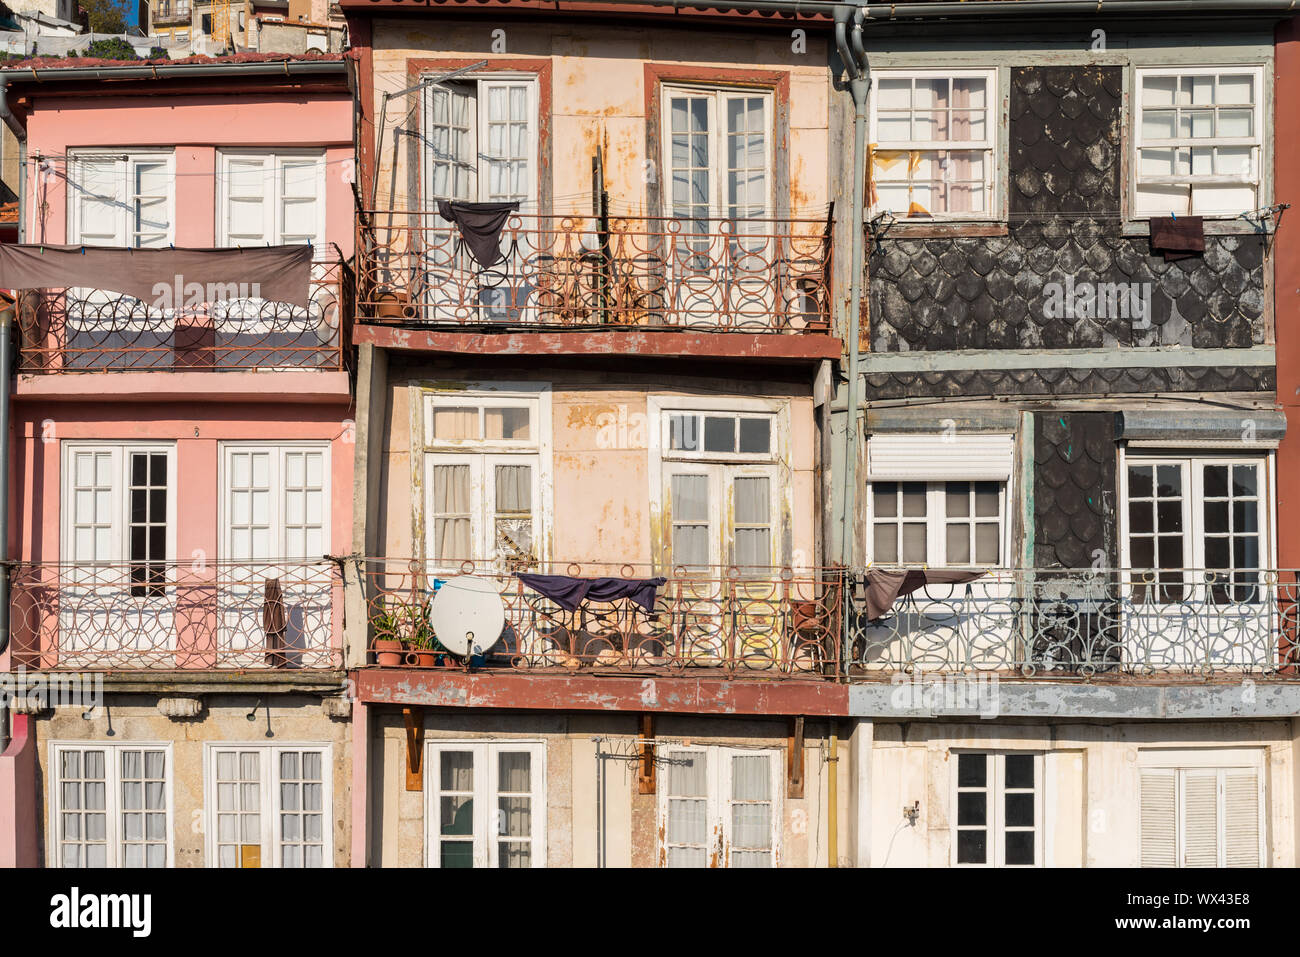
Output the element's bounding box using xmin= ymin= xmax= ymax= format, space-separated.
xmin=224 ymin=155 xmax=272 ymax=246
xmin=76 ymin=159 xmax=126 ymax=246
xmin=867 ymin=433 xmax=1016 ymax=481
xmin=1139 ymin=769 xmax=1177 ymax=867
xmin=1223 ymin=769 xmax=1262 ymax=867
xmin=278 ymin=157 xmax=323 ymax=249
xmin=69 ymin=447 xmax=119 ymax=564
xmin=1181 ymin=769 xmax=1220 ymax=867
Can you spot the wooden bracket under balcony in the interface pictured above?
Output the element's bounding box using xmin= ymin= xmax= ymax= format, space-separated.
xmin=404 ymin=706 xmax=425 ymax=791
xmin=788 ymin=716 xmax=805 ymax=799
xmin=637 ymin=713 xmax=656 ymax=795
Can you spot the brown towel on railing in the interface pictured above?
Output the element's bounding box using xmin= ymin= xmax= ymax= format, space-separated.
xmin=860 ymin=569 xmax=986 ymax=620
xmin=1149 ymin=216 xmax=1205 ymax=262
xmin=0 ymin=243 xmax=314 ymax=307
xmin=262 ymin=578 xmax=288 ymax=668
xmin=437 ymin=201 xmax=519 ymax=268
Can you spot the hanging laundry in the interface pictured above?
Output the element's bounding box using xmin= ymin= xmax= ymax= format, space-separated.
xmin=857 ymin=569 xmax=986 ymax=620
xmin=516 ymin=574 xmax=668 ymax=614
xmin=437 ymin=200 xmax=520 ymax=267
xmin=262 ymin=578 xmax=289 ymax=668
xmin=1149 ymin=215 xmax=1205 ymax=262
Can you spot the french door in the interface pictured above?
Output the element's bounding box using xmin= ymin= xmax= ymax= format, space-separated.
xmin=660 ymin=746 xmax=781 ymax=867
xmin=425 ymin=741 xmax=546 ymax=868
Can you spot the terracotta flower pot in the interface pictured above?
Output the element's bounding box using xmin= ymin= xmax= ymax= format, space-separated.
xmin=374 ymin=638 xmax=403 ymax=667
xmin=410 ymin=648 xmax=439 ymax=668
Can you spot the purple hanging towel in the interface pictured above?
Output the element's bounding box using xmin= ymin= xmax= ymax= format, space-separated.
xmin=437 ymin=201 xmax=520 ymax=267
xmin=516 ymin=574 xmax=668 ymax=614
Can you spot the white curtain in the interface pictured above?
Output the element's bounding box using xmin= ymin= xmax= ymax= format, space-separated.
xmin=433 ymin=464 xmax=472 ymax=559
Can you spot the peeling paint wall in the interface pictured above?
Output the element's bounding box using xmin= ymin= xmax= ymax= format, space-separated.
xmin=367 ymin=17 xmax=831 ymax=217
xmin=33 ymin=695 xmax=353 ymax=867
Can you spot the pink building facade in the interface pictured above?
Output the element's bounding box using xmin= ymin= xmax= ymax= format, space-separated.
xmin=0 ymin=56 xmax=357 ymax=868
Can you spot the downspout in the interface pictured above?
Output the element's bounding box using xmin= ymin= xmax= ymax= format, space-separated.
xmin=0 ymin=75 xmax=21 ymax=676
xmin=835 ymin=7 xmax=870 ymax=568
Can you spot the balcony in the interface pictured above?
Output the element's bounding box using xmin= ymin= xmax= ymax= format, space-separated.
xmin=154 ymin=0 xmax=193 ymax=24
xmin=8 ymin=560 xmax=343 ymax=671
xmin=361 ymin=560 xmax=842 ymax=676
xmin=847 ymin=567 xmax=1300 ymax=677
xmin=14 ymin=260 xmax=351 ymax=374
xmin=356 ymin=211 xmax=832 ymax=334
xmin=358 ymin=563 xmax=1300 ymax=679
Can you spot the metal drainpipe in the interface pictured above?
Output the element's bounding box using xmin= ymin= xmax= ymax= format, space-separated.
xmin=835 ymin=7 xmax=870 ymax=568
xmin=0 ymin=76 xmax=20 ymax=671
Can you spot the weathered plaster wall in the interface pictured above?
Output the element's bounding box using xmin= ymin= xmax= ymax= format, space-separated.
xmin=866 ymin=719 xmax=1293 ymax=868
xmin=369 ymin=709 xmax=840 ymax=868
xmin=33 ymin=694 xmax=353 ymax=867
xmin=368 ymin=17 xmax=831 ymax=218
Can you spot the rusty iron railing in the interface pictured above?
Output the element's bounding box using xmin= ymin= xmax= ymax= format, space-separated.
xmin=359 ymin=559 xmax=843 ymax=677
xmin=15 ymin=259 xmax=352 ymax=373
xmin=847 ymin=567 xmax=1300 ymax=677
xmin=8 ymin=560 xmax=343 ymax=671
xmin=356 ymin=211 xmax=832 ymax=332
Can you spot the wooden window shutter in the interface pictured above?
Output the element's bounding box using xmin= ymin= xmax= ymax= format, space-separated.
xmin=1139 ymin=769 xmax=1177 ymax=867
xmin=1223 ymin=769 xmax=1262 ymax=868
xmin=1181 ymin=769 xmax=1220 ymax=867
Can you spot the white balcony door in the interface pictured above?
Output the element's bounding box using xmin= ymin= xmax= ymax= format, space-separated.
xmin=425 ymin=741 xmax=546 ymax=868
xmin=220 ymin=444 xmax=331 ymax=666
xmin=208 ymin=745 xmax=332 ymax=868
xmin=1121 ymin=455 xmax=1272 ymax=669
xmin=61 ymin=444 xmax=176 ymax=666
xmin=663 ymin=87 xmax=774 ymax=327
xmin=1140 ymin=765 xmax=1263 ymax=867
xmin=660 ymin=746 xmax=781 ymax=868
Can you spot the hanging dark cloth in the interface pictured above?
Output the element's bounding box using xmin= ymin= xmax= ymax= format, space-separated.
xmin=516 ymin=573 xmax=668 ymax=614
xmin=437 ymin=201 xmax=519 ymax=267
xmin=859 ymin=569 xmax=986 ymax=620
xmin=262 ymin=578 xmax=289 ymax=668
xmin=1149 ymin=215 xmax=1205 ymax=262
xmin=0 ymin=243 xmax=314 ymax=306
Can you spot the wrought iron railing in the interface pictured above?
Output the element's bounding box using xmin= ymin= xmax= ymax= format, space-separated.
xmin=7 ymin=560 xmax=343 ymax=671
xmin=15 ymin=259 xmax=352 ymax=373
xmin=356 ymin=211 xmax=832 ymax=332
xmin=359 ymin=560 xmax=842 ymax=676
xmin=847 ymin=567 xmax=1300 ymax=677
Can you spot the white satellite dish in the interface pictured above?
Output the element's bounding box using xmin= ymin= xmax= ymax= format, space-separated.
xmin=430 ymin=576 xmax=506 ymax=657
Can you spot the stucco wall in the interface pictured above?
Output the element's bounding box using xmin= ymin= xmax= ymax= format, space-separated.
xmin=368 ymin=17 xmax=831 ymax=218
xmin=33 ymin=694 xmax=353 ymax=867
xmin=369 ymin=709 xmax=839 ymax=868
xmin=865 ymin=719 xmax=1295 ymax=868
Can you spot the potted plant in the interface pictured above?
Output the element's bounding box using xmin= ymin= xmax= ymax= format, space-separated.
xmin=406 ymin=599 xmax=452 ymax=668
xmin=371 ymin=603 xmax=407 ymax=667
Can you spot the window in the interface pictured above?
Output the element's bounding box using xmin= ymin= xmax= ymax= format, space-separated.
xmin=63 ymin=443 xmax=175 ymax=582
xmin=1139 ymin=755 xmax=1264 ymax=867
xmin=661 ymin=409 xmax=779 ymax=572
xmin=662 ymin=85 xmax=773 ymax=226
xmin=952 ymin=752 xmax=1041 ymax=867
xmin=207 ymin=745 xmax=332 ymax=868
xmin=425 ymin=741 xmax=546 ymax=868
xmin=869 ymin=481 xmax=1005 ymax=565
xmin=660 ymin=746 xmax=781 ymax=868
xmin=221 ymin=444 xmax=330 ymax=564
xmin=423 ymin=76 xmax=538 ymax=207
xmin=218 ymin=151 xmax=326 ymax=251
xmin=69 ymin=149 xmax=174 ymax=248
xmin=202 ymin=13 xmax=211 ymax=32
xmin=422 ymin=392 xmax=545 ymax=570
xmin=1135 ymin=68 xmax=1263 ymax=217
xmin=870 ymin=70 xmax=996 ymax=218
xmin=1122 ymin=454 xmax=1269 ymax=603
xmin=51 ymin=744 xmax=172 ymax=867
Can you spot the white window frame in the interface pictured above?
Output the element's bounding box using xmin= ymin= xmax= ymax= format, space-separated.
xmin=68 ymin=148 xmax=176 ymax=248
xmin=49 ymin=741 xmax=175 ymax=868
xmin=950 ymin=750 xmax=1043 ymax=868
xmin=868 ymin=68 xmax=998 ymax=221
xmin=414 ymin=383 xmax=553 ymax=570
xmin=421 ymin=73 xmax=540 ymax=208
xmin=218 ymin=441 xmax=332 ymax=563
xmin=660 ymin=83 xmax=775 ymax=221
xmin=649 ymin=396 xmax=789 ymax=573
xmin=1132 ymin=65 xmax=1265 ymax=219
xmin=424 ymin=739 xmax=547 ymax=868
xmin=1117 ymin=449 xmax=1275 ymax=588
xmin=657 ymin=744 xmax=783 ymax=868
xmin=60 ymin=441 xmax=178 ymax=568
xmin=202 ymin=742 xmax=334 ymax=869
xmin=866 ymin=479 xmax=1010 ymax=567
xmin=1138 ymin=749 xmax=1267 ymax=867
xmin=216 ymin=149 xmax=327 ymax=252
